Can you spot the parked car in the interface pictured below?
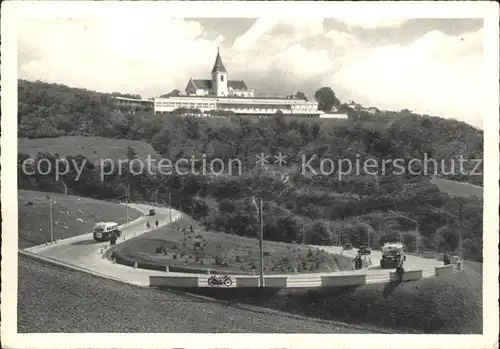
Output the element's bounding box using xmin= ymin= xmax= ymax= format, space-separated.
xmin=342 ymin=243 xmax=353 ymax=250
xmin=149 ymin=209 xmax=156 ymax=216
xmin=358 ymin=246 xmax=371 ymax=255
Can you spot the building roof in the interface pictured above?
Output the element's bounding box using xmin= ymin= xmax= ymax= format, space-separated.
xmin=211 ymin=49 xmax=228 ymax=74
xmin=192 ymin=79 xmax=212 ymax=89
xmin=228 ymin=80 xmax=247 ymax=90
xmin=191 ymin=79 xmax=248 ymax=91
xmin=113 ymin=96 xmax=154 ymax=103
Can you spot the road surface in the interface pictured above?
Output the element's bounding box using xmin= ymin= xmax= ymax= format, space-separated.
xmin=23 ymin=203 xmax=443 ymax=287
xmin=24 ymin=203 xmax=183 ymax=286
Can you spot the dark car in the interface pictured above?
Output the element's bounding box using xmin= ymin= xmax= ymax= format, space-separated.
xmin=149 ymin=209 xmax=156 ymax=216
xmin=342 ymin=243 xmax=353 ymax=250
xmin=358 ymin=246 xmax=371 ymax=255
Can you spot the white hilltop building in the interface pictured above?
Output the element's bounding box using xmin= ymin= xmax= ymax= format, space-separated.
xmin=153 ymin=48 xmax=324 ymax=118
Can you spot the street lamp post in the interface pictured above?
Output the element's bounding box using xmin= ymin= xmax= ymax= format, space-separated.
xmin=389 ymin=211 xmax=419 ymax=254
xmin=427 ymin=200 xmax=464 ymax=259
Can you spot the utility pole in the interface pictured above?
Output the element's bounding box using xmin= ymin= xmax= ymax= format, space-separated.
xmin=458 ymin=199 xmax=463 ymax=259
xmin=259 ymin=197 xmax=264 ymax=288
xmin=416 ymin=222 xmax=420 ymax=255
xmin=155 ymin=188 xmax=158 ymax=206
xmin=169 ymin=191 xmax=172 ymax=222
xmin=252 ymin=195 xmax=265 ymax=287
xmin=125 ymin=185 xmax=130 ymax=225
xmin=49 ymin=195 xmax=54 ymax=243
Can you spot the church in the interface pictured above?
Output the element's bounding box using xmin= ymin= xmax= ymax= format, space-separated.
xmin=184 ymin=49 xmax=255 ymax=98
xmin=153 ymin=48 xmax=323 ymax=117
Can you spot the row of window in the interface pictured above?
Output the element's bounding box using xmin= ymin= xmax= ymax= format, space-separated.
xmin=156 ymin=102 xmax=216 ymax=108
xmin=155 ymin=102 xmax=318 ymax=112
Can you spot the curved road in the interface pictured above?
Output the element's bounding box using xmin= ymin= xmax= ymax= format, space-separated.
xmin=24 ymin=203 xmax=183 ymax=286
xmin=24 ymin=203 xmax=443 ymax=287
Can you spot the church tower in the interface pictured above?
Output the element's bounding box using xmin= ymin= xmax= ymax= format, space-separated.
xmin=211 ymin=47 xmax=228 ymax=97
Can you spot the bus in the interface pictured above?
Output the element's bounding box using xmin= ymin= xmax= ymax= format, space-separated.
xmin=93 ymin=222 xmax=121 ymax=242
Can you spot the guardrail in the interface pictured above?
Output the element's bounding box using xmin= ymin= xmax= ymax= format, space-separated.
xmin=390 ymin=269 xmax=423 ymax=282
xmin=321 ymin=274 xmax=367 ymax=287
xmin=148 ymin=269 xmax=426 ymax=289
xmin=435 ymin=264 xmax=455 ymax=277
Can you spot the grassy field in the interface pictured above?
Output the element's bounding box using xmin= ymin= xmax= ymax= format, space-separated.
xmin=18 ymin=136 xmax=161 ymax=163
xmin=187 ymin=265 xmax=482 ymax=334
xmin=430 ymin=176 xmax=483 ymax=199
xmin=18 ymin=190 xmax=142 ymax=248
xmin=111 ymin=216 xmax=354 ymax=275
xmin=18 ymin=253 xmax=391 ymax=333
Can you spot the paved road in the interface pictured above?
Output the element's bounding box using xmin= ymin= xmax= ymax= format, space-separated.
xmin=24 ymin=203 xmax=443 ymax=287
xmin=25 ymin=203 xmax=184 ymax=286
xmin=314 ymin=245 xmax=442 ymax=277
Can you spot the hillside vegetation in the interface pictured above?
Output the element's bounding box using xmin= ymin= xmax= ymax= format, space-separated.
xmin=110 ymin=216 xmax=353 ymax=275
xmin=18 ymin=80 xmax=484 ymax=262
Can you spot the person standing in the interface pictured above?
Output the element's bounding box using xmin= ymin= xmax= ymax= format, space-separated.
xmin=110 ymin=231 xmax=117 ymax=246
xmin=443 ymin=252 xmax=450 ymax=265
xmin=155 ymin=220 xmax=159 ymax=228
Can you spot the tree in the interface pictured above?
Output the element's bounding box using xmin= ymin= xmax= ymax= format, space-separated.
xmin=126 ymin=146 xmax=137 ymax=160
xmin=162 ymin=89 xmax=181 ymax=97
xmin=314 ymin=87 xmax=341 ymax=112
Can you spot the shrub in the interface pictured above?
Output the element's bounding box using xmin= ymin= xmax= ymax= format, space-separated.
xmin=263 ymin=251 xmax=270 ymax=257
xmin=172 ymin=253 xmax=178 ymax=259
xmin=235 ymin=256 xmax=242 ymax=263
xmin=194 ymin=241 xmax=201 ymax=248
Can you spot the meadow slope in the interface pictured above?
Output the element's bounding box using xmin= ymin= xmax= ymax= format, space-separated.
xmin=19 ymin=136 xmax=160 ymax=163
xmin=18 ymin=190 xmax=142 ymax=248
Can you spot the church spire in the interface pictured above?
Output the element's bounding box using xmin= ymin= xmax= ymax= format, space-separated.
xmin=211 ymin=47 xmax=227 ymax=74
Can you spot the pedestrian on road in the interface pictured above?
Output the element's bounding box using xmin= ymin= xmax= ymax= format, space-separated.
xmin=147 ymin=221 xmax=151 ymax=229
xmin=110 ymin=231 xmax=117 ymax=246
xmin=354 ymin=254 xmax=362 ymax=270
xmin=443 ymin=252 xmax=450 ymax=265
xmin=155 ymin=220 xmax=159 ymax=228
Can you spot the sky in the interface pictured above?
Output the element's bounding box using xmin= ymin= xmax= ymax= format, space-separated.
xmin=18 ymin=17 xmax=484 ymax=128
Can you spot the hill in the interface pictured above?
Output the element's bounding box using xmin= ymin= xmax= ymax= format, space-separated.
xmin=18 ymin=190 xmax=142 ymax=248
xmin=19 ymin=136 xmax=161 ymax=163
xmin=17 ymin=79 xmax=484 ymax=262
